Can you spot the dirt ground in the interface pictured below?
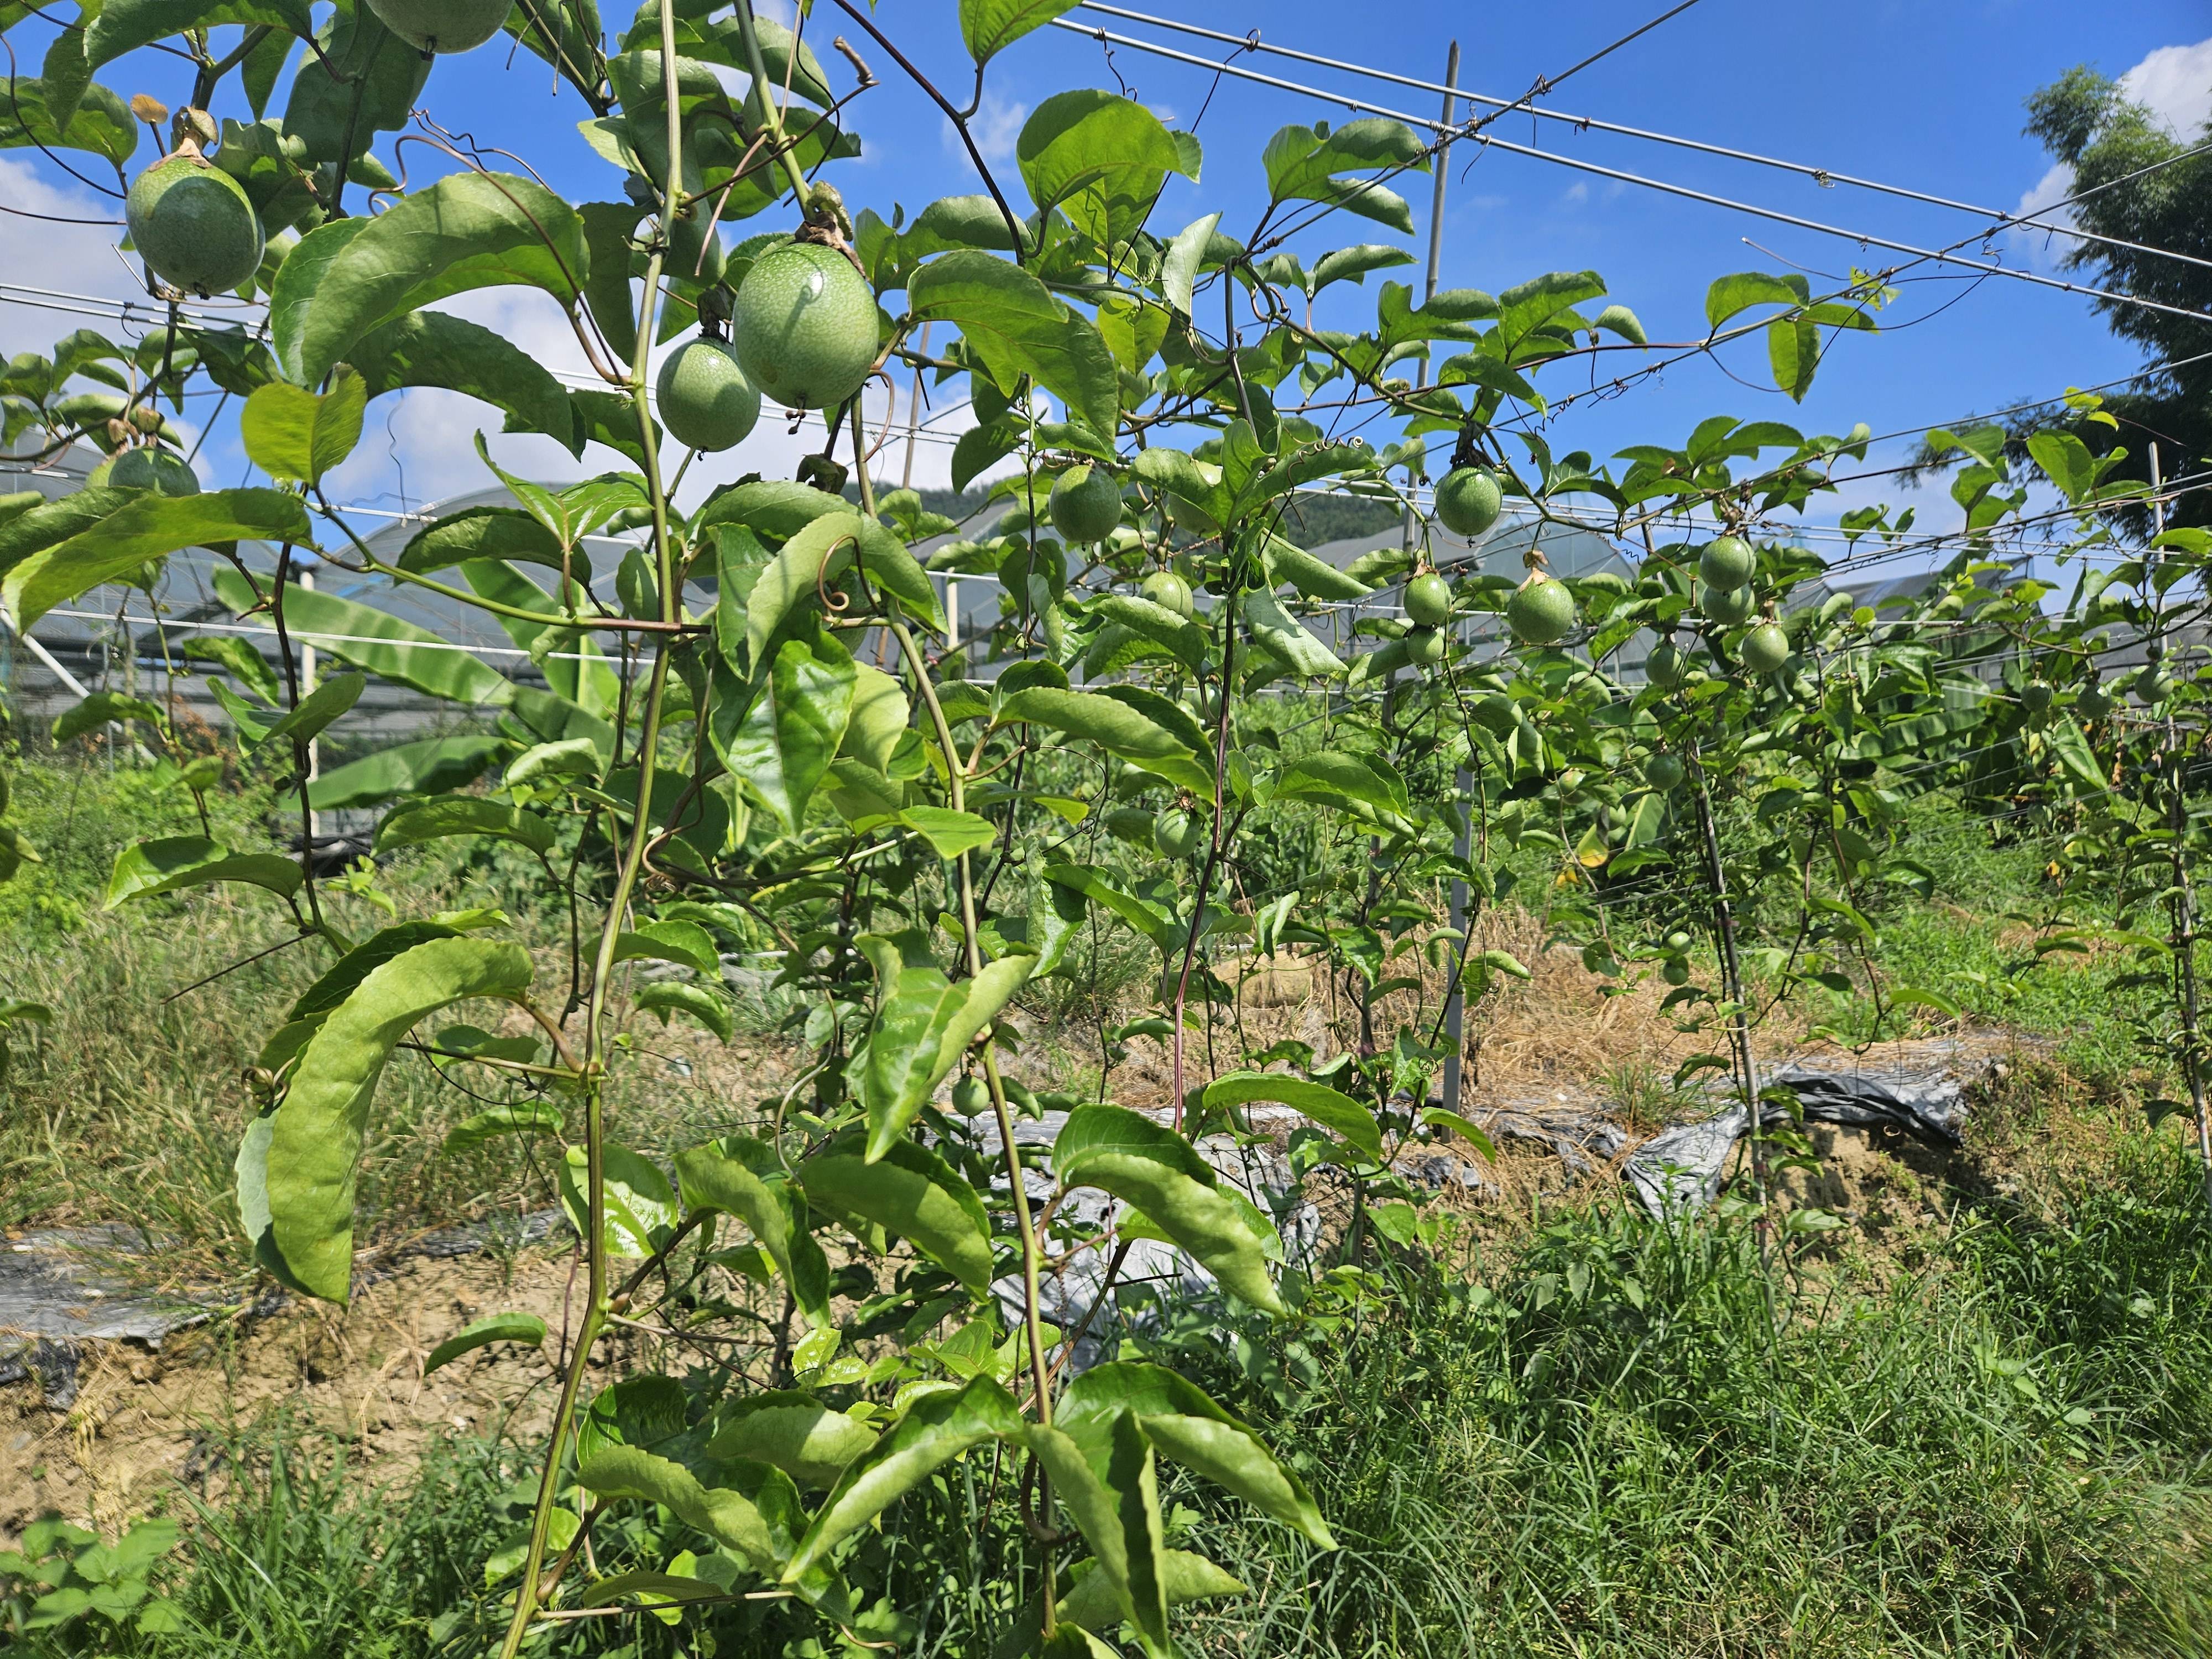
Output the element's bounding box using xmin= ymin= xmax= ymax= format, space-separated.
xmin=2 ymin=1246 xmax=590 ymax=1541
xmin=0 ymin=927 xmax=2096 ymax=1546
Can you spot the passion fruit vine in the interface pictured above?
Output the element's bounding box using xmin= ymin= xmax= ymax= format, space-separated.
xmin=1050 ymin=465 xmax=1122 ymax=544
xmin=656 ymin=337 xmax=760 ymax=453
xmin=366 ymin=0 xmax=514 ymax=53
xmin=126 ymin=114 xmax=263 ymax=299
xmin=731 ymin=241 xmax=879 ymax=412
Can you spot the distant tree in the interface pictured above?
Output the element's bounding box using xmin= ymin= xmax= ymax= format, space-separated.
xmin=2022 ymin=65 xmax=2211 ymax=527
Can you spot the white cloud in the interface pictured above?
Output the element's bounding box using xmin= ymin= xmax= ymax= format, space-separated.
xmin=2121 ymin=38 xmax=2212 ymax=138
xmin=2009 ymin=36 xmax=2211 ymax=268
xmin=0 ymin=158 xmax=147 ymax=364
xmin=955 ymin=91 xmax=1028 ymax=169
xmin=1559 ymin=181 xmax=1589 ymax=206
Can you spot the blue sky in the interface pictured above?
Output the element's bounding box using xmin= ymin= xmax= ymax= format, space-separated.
xmin=3 ymin=1 xmax=2206 ymax=553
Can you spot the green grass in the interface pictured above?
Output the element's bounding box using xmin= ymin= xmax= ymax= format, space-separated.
xmin=11 ymin=1123 xmax=2211 ymax=1658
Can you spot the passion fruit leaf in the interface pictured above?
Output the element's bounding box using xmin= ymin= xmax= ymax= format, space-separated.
xmin=997 ymin=687 xmax=1202 ymax=768
xmin=270 ymin=173 xmax=588 ymax=388
xmin=442 ymin=1102 xmax=562 ymax=1151
xmin=348 ymin=311 xmax=579 ymax=455
xmin=254 ymin=671 xmax=364 ymax=750
xmin=212 ymin=567 xmax=517 ymax=707
xmin=706 ymin=1393 xmax=880 ymax=1490
xmin=1311 ymin=243 xmax=1416 ymax=293
xmin=241 ymin=368 xmax=366 ymax=485
xmin=673 ymin=1136 xmax=832 ymax=1322
xmin=782 ymin=1376 xmax=1026 ymax=1583
xmin=280 ymin=2 xmax=427 ymax=164
xmin=105 ymin=835 xmax=304 ymax=907
xmin=1026 ymin=1419 xmax=1168 ymax=1656
xmin=910 ymin=251 xmax=1120 ymax=444
xmin=1016 ymin=90 xmax=1191 ymax=251
xmin=376 ymin=801 xmax=557 ymax=863
xmin=1161 ymin=212 xmax=1223 ymax=318
xmin=1260 ymin=118 xmax=1428 ymax=234
xmin=1053 ymin=1107 xmax=1285 ymax=1316
xmin=860 ymin=952 xmax=1036 ymax=1159
xmin=1056 ymin=1362 xmax=1333 ymax=1547
xmin=576 ymin=1446 xmax=780 ymax=1573
xmin=1242 ymin=587 xmax=1346 ymax=679
xmin=5 ymin=488 xmax=310 ymax=629
xmin=1089 ymin=593 xmax=1208 ymax=676
xmin=899 ymin=806 xmax=997 ymax=859
xmin=635 ymin=980 xmax=735 ymax=1043
xmin=559 ymin=1143 xmax=678 ymax=1260
xmin=423 ymin=1312 xmax=546 ymax=1375
xmin=613 ymin=919 xmax=721 ymax=978
xmin=305 ymin=734 xmax=505 ymax=810
xmin=719 ymin=632 xmax=857 ymax=833
xmin=1418 ymin=1107 xmax=1499 ymax=1163
xmin=1042 ymin=864 xmax=1178 ymax=956
xmin=53 ymin=690 xmax=163 ymax=744
xmin=259 ymin=938 xmax=533 ymax=1300
xmin=958 ymin=0 xmax=1081 ymax=66
xmin=1202 ymin=1072 xmax=1381 ymax=1159
xmin=1060 ymin=1548 xmax=1245 ymax=1636
xmin=1261 ymin=534 xmax=1373 ymax=600
xmin=85 ymin=2 xmax=315 ymax=70
xmin=799 ymin=1136 xmax=995 ymax=1298
xmin=0 ymin=74 xmax=135 ymax=164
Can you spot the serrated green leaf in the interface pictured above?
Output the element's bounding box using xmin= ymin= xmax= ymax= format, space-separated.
xmin=1053 ymin=1108 xmax=1284 ymax=1314
xmin=424 ymin=1312 xmax=546 ymax=1374
xmin=255 ymin=938 xmax=532 ymax=1300
xmin=800 ymin=1135 xmax=996 ymax=1298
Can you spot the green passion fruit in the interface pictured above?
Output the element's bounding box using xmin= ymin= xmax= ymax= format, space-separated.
xmin=366 ymin=0 xmax=514 ymax=51
xmin=1434 ymin=466 xmax=1503 ymax=538
xmin=1645 ymin=639 xmax=1686 ymax=688
xmin=97 ymin=447 xmax=200 ymax=496
xmin=1141 ymin=569 xmax=1195 ymax=619
xmin=1739 ymin=622 xmax=1790 ymax=675
xmin=655 ymin=337 xmax=761 ymax=453
xmin=1154 ymin=807 xmax=1204 ymax=859
xmin=1698 ymin=534 xmax=1756 ymax=589
xmin=1698 ymin=581 xmax=1755 ymax=625
xmin=1050 ymin=464 xmax=1123 ymax=544
xmin=1407 ymin=625 xmax=1448 ymax=666
xmin=1666 ymin=931 xmax=1694 ymax=952
xmin=1644 ymin=753 xmax=1685 ymax=791
xmin=1663 ymin=958 xmax=1691 ymax=987
xmin=1404 ymin=571 xmax=1453 ymax=628
xmin=732 ymin=242 xmax=879 ymax=411
xmin=1506 ymin=572 xmax=1576 ymax=646
xmin=2077 ymin=683 xmax=2112 ymax=722
xmin=126 ymin=153 xmax=264 ymax=298
xmin=950 ymin=1075 xmax=990 ymax=1115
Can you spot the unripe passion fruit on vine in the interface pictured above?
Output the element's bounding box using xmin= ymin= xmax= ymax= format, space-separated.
xmin=2021 ymin=681 xmax=2054 ymax=721
xmin=1141 ymin=569 xmax=1194 ymax=619
xmin=1404 ymin=572 xmax=1453 ymax=628
xmin=1434 ymin=466 xmax=1503 ymax=537
xmin=2137 ymin=665 xmax=2177 ymax=706
xmin=950 ymin=1075 xmax=989 ymax=1115
xmin=1645 ymin=639 xmax=1686 ymax=688
xmin=1666 ymin=931 xmax=1694 ymax=952
xmin=1644 ymin=753 xmax=1684 ymax=791
xmin=366 ymin=0 xmax=514 ymax=51
xmin=1506 ymin=571 xmax=1576 ymax=646
xmin=655 ymin=337 xmax=761 ymax=452
xmin=1699 ymin=534 xmax=1756 ymax=589
xmin=1407 ymin=625 xmax=1448 ymax=666
xmin=1698 ymin=581 xmax=1755 ymax=625
xmin=127 ymin=152 xmax=263 ymax=298
xmin=1154 ymin=807 xmax=1203 ymax=858
xmin=1739 ymin=622 xmax=1790 ymax=675
xmin=100 ymin=447 xmax=200 ymax=495
xmin=732 ymin=241 xmax=879 ymax=411
xmin=2077 ymin=682 xmax=2112 ymax=722
xmin=1050 ymin=464 xmax=1121 ymax=544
